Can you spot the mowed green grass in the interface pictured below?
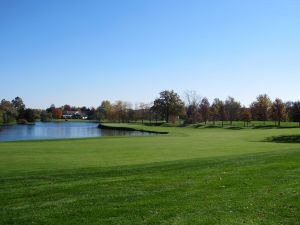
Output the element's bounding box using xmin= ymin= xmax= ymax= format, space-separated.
xmin=0 ymin=124 xmax=299 ymax=224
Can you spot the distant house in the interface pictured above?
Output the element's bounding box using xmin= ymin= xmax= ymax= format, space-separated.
xmin=62 ymin=110 xmax=87 ymax=120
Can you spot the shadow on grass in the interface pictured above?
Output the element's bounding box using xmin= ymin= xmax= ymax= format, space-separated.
xmin=254 ymin=125 xmax=300 ymax=129
xmin=225 ymin=126 xmax=243 ymax=130
xmin=253 ymin=125 xmax=277 ymax=129
xmin=204 ymin=125 xmax=222 ymax=128
xmin=264 ymin=135 xmax=300 ymax=143
xmin=192 ymin=124 xmax=206 ymax=128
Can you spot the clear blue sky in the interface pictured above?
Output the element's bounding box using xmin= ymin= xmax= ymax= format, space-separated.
xmin=1 ymin=0 xmax=299 ymax=108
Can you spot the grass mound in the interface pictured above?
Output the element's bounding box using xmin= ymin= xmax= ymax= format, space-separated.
xmin=265 ymin=135 xmax=300 ymax=143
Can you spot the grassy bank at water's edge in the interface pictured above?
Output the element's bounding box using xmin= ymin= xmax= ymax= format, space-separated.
xmin=1 ymin=124 xmax=299 ymax=224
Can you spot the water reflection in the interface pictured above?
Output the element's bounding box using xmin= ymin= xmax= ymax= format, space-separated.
xmin=0 ymin=122 xmax=153 ymax=141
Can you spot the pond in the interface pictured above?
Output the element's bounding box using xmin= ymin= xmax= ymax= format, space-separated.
xmin=0 ymin=122 xmax=153 ymax=142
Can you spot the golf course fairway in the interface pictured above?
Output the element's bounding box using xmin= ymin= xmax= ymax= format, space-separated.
xmin=1 ymin=124 xmax=299 ymax=225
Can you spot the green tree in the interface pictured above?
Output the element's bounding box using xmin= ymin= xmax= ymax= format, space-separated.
xmin=12 ymin=96 xmax=25 ymax=119
xmin=40 ymin=110 xmax=52 ymax=122
xmin=152 ymin=90 xmax=184 ymax=123
xmin=23 ymin=109 xmax=36 ymax=123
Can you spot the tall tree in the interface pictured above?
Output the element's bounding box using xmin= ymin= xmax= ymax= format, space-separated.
xmin=139 ymin=103 xmax=149 ymax=124
xmin=152 ymin=90 xmax=184 ymax=123
xmin=208 ymin=103 xmax=219 ymax=125
xmin=98 ymin=100 xmax=113 ymax=121
xmin=290 ymin=101 xmax=300 ymax=127
xmin=200 ymin=97 xmax=210 ymax=124
xmin=113 ymin=101 xmax=124 ymax=122
xmin=0 ymin=99 xmax=17 ymax=123
xmin=240 ymin=107 xmax=251 ymax=127
xmin=186 ymin=104 xmax=201 ymax=124
xmin=0 ymin=109 xmax=4 ymax=124
xmin=63 ymin=104 xmax=71 ymax=113
xmin=250 ymin=94 xmax=272 ymax=123
xmin=225 ymin=97 xmax=241 ymax=125
xmin=40 ymin=110 xmax=52 ymax=122
xmin=213 ymin=98 xmax=227 ymax=127
xmin=23 ymin=109 xmax=36 ymax=123
xmin=184 ymin=90 xmax=202 ymax=124
xmin=271 ymin=98 xmax=286 ymax=127
xmin=12 ymin=96 xmax=25 ymax=119
xmin=285 ymin=101 xmax=295 ymax=122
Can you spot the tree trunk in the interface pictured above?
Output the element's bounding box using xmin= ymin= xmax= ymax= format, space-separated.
xmin=244 ymin=121 xmax=246 ymax=127
xmin=278 ymin=120 xmax=281 ymax=127
xmin=222 ymin=121 xmax=224 ymax=127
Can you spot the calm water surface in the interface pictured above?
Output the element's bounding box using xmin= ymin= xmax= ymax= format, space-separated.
xmin=0 ymin=122 xmax=152 ymax=141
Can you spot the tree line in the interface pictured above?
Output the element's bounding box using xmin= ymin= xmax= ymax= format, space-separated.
xmin=1 ymin=91 xmax=300 ymax=126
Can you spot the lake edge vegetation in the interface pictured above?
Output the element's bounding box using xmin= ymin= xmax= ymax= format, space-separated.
xmin=1 ymin=90 xmax=300 ymax=127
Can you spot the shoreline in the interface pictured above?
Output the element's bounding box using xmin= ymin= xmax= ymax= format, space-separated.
xmin=98 ymin=123 xmax=169 ymax=134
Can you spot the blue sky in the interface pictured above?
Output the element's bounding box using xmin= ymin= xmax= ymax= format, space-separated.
xmin=0 ymin=0 xmax=299 ymax=108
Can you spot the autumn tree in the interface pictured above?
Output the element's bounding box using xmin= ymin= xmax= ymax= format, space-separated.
xmin=63 ymin=104 xmax=71 ymax=113
xmin=0 ymin=99 xmax=17 ymax=123
xmin=213 ymin=98 xmax=227 ymax=127
xmin=240 ymin=107 xmax=251 ymax=127
xmin=152 ymin=90 xmax=184 ymax=123
xmin=250 ymin=94 xmax=272 ymax=123
xmin=200 ymin=97 xmax=210 ymax=124
xmin=225 ymin=97 xmax=241 ymax=125
xmin=270 ymin=98 xmax=286 ymax=126
xmin=97 ymin=100 xmax=113 ymax=121
xmin=52 ymin=108 xmax=62 ymax=119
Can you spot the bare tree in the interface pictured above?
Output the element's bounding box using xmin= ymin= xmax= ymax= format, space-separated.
xmin=184 ymin=90 xmax=202 ymax=124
